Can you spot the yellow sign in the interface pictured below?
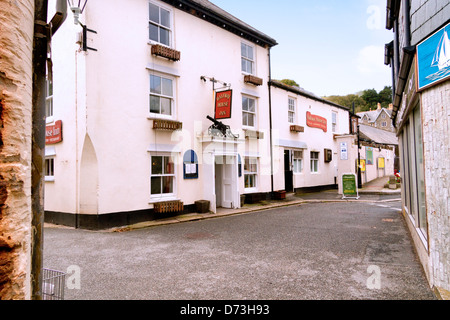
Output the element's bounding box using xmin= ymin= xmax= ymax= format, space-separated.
xmin=378 ymin=157 xmax=385 ymax=169
xmin=359 ymin=159 xmax=366 ymax=172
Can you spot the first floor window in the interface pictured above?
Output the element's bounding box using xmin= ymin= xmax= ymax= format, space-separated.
xmin=45 ymin=78 xmax=53 ymax=118
xmin=151 ymin=155 xmax=175 ymax=196
xmin=244 ymin=157 xmax=258 ymax=189
xmin=45 ymin=157 xmax=55 ymax=180
xmin=332 ymin=112 xmax=337 ymax=132
xmin=293 ymin=150 xmax=303 ymax=173
xmin=310 ymin=151 xmax=319 ymax=173
xmin=149 ymin=1 xmax=172 ymax=46
xmin=288 ymin=98 xmax=296 ymax=124
xmin=242 ymin=96 xmax=256 ymax=127
xmin=241 ymin=42 xmax=254 ymax=74
xmin=150 ymin=74 xmax=174 ymax=116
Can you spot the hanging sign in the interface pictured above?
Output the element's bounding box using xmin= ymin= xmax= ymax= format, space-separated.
xmin=342 ymin=173 xmax=359 ymax=200
xmin=215 ymin=89 xmax=232 ymax=120
xmin=306 ymin=112 xmax=327 ymax=132
xmin=417 ymin=23 xmax=450 ymax=90
xmin=45 ymin=120 xmax=63 ymax=144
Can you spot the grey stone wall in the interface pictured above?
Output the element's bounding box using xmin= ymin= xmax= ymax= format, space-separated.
xmin=410 ymin=0 xmax=450 ymax=46
xmin=421 ymin=81 xmax=450 ymax=291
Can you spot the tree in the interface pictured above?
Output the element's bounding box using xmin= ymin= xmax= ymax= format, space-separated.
xmin=279 ymin=79 xmax=300 ymax=87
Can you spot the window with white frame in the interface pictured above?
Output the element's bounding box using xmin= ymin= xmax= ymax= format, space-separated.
xmin=45 ymin=157 xmax=55 ymax=181
xmin=310 ymin=151 xmax=319 ymax=173
xmin=288 ymin=97 xmax=296 ymax=124
xmin=242 ymin=95 xmax=256 ymax=127
xmin=150 ymin=154 xmax=175 ymax=197
xmin=149 ymin=1 xmax=172 ymax=47
xmin=382 ymin=121 xmax=387 ymax=127
xmin=45 ymin=78 xmax=53 ymax=119
xmin=244 ymin=157 xmax=258 ymax=189
xmin=293 ymin=150 xmax=303 ymax=173
xmin=150 ymin=74 xmax=174 ymax=116
xmin=332 ymin=112 xmax=337 ymax=132
xmin=241 ymin=42 xmax=254 ymax=74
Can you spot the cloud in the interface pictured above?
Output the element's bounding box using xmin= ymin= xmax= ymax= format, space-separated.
xmin=357 ymin=45 xmax=386 ymax=74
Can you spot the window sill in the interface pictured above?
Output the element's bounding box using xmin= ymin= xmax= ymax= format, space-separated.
xmin=45 ymin=177 xmax=55 ymax=182
xmin=149 ymin=196 xmax=179 ymax=204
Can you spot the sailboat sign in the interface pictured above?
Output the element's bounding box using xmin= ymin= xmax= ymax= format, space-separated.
xmin=417 ymin=23 xmax=450 ymax=90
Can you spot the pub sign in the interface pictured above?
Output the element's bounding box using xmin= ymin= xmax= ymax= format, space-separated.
xmin=214 ymin=90 xmax=232 ymax=120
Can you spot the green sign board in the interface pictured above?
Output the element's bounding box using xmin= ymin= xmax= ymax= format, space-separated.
xmin=342 ymin=174 xmax=359 ymax=199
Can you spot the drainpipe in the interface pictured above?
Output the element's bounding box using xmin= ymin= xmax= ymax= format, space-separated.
xmin=31 ymin=0 xmax=48 ymax=300
xmin=268 ymin=47 xmax=274 ymax=196
xmin=404 ymin=0 xmax=411 ymax=47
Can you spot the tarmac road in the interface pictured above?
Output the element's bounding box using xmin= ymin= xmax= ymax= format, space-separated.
xmin=43 ymin=199 xmax=436 ymax=300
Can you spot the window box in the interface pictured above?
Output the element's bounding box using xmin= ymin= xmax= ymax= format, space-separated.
xmin=153 ymin=200 xmax=184 ymax=213
xmin=151 ymin=44 xmax=180 ymax=61
xmin=153 ymin=119 xmax=182 ymax=131
xmin=244 ymin=74 xmax=263 ymax=86
xmin=244 ymin=129 xmax=264 ymax=139
xmin=290 ymin=125 xmax=304 ymax=133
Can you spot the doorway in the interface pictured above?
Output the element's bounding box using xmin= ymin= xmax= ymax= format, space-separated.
xmin=215 ymin=155 xmax=237 ymax=209
xmin=284 ymin=150 xmax=293 ymax=192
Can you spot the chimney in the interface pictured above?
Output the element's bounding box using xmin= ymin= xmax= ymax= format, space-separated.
xmin=377 ymin=103 xmax=381 ymax=110
xmin=388 ymin=103 xmax=393 ymax=110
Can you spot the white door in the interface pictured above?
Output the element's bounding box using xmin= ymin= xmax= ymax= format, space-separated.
xmin=221 ymin=162 xmax=233 ymax=208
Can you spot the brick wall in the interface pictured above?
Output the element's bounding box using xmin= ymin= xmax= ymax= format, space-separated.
xmin=421 ymin=81 xmax=450 ymax=291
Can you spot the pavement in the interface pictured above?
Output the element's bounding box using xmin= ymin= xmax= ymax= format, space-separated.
xmin=110 ymin=176 xmax=401 ymax=233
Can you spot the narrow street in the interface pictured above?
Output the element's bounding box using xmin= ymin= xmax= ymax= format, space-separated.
xmin=44 ymin=197 xmax=435 ymax=300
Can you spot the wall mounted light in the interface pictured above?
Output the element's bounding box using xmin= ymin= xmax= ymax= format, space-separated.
xmin=67 ymin=0 xmax=88 ymax=25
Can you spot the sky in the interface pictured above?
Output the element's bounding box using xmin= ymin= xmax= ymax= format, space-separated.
xmin=209 ymin=0 xmax=394 ymax=97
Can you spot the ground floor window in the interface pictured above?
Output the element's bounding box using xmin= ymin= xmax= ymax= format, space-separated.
xmin=310 ymin=151 xmax=319 ymax=173
xmin=45 ymin=157 xmax=55 ymax=181
xmin=244 ymin=157 xmax=258 ymax=189
xmin=293 ymin=150 xmax=303 ymax=173
xmin=150 ymin=155 xmax=175 ymax=197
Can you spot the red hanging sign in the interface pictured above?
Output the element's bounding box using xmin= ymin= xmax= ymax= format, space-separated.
xmin=214 ymin=90 xmax=232 ymax=120
xmin=306 ymin=112 xmax=327 ymax=132
xmin=45 ymin=120 xmax=63 ymax=144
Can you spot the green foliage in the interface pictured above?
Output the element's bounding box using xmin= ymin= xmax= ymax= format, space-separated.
xmin=323 ymin=86 xmax=392 ymax=113
xmin=279 ymin=79 xmax=300 ymax=87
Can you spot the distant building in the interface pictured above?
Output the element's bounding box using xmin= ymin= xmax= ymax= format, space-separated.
xmin=384 ymin=0 xmax=450 ymax=295
xmin=357 ymin=104 xmax=395 ymax=132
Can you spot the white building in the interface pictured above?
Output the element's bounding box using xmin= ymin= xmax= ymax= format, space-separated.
xmin=45 ymin=0 xmax=278 ymax=229
xmin=45 ymin=0 xmax=358 ymax=230
xmin=269 ymin=80 xmax=351 ymax=193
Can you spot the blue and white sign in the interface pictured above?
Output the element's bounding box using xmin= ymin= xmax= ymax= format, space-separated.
xmin=417 ymin=23 xmax=450 ymax=90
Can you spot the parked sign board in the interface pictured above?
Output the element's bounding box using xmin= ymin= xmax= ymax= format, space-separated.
xmin=342 ymin=173 xmax=359 ymax=199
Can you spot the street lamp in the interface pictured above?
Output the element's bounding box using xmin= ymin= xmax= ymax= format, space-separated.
xmin=67 ymin=0 xmax=88 ymax=25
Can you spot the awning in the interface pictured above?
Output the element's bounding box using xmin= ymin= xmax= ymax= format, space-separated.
xmin=276 ymin=139 xmax=308 ymax=149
